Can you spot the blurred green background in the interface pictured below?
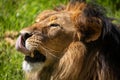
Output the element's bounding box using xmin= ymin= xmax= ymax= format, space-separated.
xmin=0 ymin=0 xmax=120 ymax=80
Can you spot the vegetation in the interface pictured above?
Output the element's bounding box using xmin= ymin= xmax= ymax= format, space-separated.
xmin=0 ymin=0 xmax=119 ymax=80
xmin=95 ymin=0 xmax=120 ymax=24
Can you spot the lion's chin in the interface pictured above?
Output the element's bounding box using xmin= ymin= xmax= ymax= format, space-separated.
xmin=22 ymin=60 xmax=44 ymax=73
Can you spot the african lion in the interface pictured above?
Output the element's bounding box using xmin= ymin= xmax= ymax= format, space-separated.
xmin=16 ymin=0 xmax=120 ymax=80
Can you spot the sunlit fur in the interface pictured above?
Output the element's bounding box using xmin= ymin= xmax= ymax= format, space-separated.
xmin=19 ymin=2 xmax=120 ymax=80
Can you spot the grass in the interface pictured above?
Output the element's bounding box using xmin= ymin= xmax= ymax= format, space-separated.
xmin=0 ymin=0 xmax=119 ymax=80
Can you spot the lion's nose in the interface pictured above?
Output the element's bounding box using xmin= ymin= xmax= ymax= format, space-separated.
xmin=20 ymin=29 xmax=33 ymax=40
xmin=20 ymin=32 xmax=32 ymax=43
xmin=22 ymin=33 xmax=32 ymax=41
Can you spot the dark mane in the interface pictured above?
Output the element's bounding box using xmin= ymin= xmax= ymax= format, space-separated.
xmin=83 ymin=3 xmax=120 ymax=79
xmin=100 ymin=23 xmax=120 ymax=78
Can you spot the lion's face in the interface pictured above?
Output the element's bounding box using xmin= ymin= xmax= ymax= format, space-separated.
xmin=16 ymin=10 xmax=76 ymax=72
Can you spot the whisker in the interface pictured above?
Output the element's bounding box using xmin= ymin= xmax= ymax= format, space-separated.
xmin=40 ymin=43 xmax=61 ymax=53
xmin=39 ymin=44 xmax=60 ymax=59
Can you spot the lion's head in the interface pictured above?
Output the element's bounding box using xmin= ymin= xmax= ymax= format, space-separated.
xmin=16 ymin=1 xmax=120 ymax=80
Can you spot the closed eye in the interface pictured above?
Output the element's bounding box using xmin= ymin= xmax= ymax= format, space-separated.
xmin=50 ymin=23 xmax=60 ymax=27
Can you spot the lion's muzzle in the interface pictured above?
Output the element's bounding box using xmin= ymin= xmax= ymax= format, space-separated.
xmin=16 ymin=32 xmax=46 ymax=63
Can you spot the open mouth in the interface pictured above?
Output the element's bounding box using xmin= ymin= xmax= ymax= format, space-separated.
xmin=25 ymin=50 xmax=46 ymax=63
xmin=16 ymin=34 xmax=46 ymax=63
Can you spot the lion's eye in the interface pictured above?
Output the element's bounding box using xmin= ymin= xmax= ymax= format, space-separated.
xmin=50 ymin=23 xmax=60 ymax=27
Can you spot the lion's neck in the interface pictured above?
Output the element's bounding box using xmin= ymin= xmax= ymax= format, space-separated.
xmin=51 ymin=42 xmax=86 ymax=80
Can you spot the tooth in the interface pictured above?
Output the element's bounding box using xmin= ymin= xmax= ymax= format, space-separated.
xmin=31 ymin=52 xmax=34 ymax=57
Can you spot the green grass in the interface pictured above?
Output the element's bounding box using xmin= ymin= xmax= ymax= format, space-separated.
xmin=0 ymin=0 xmax=120 ymax=80
xmin=0 ymin=41 xmax=24 ymax=80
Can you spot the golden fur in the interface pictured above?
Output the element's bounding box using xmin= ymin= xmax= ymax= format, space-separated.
xmin=16 ymin=1 xmax=120 ymax=80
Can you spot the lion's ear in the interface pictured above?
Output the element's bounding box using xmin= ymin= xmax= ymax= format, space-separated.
xmin=81 ymin=17 xmax=102 ymax=42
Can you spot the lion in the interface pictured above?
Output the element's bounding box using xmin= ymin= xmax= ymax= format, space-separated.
xmin=16 ymin=1 xmax=120 ymax=80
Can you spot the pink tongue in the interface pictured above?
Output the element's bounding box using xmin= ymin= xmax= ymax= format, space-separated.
xmin=16 ymin=35 xmax=30 ymax=54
